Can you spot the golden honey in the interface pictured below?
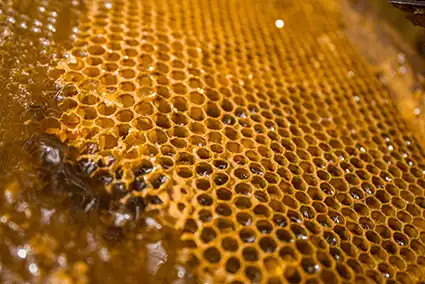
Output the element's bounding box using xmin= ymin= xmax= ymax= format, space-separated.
xmin=1 ymin=0 xmax=425 ymax=283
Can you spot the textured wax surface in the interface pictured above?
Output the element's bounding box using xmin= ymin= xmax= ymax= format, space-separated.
xmin=26 ymin=0 xmax=425 ymax=283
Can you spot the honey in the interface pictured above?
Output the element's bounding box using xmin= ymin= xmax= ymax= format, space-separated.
xmin=2 ymin=0 xmax=425 ymax=283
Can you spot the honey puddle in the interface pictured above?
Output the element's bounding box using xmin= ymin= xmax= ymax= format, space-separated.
xmin=2 ymin=0 xmax=425 ymax=283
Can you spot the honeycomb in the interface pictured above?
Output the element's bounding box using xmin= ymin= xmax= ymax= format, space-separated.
xmin=33 ymin=0 xmax=425 ymax=283
xmin=0 ymin=0 xmax=82 ymax=159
